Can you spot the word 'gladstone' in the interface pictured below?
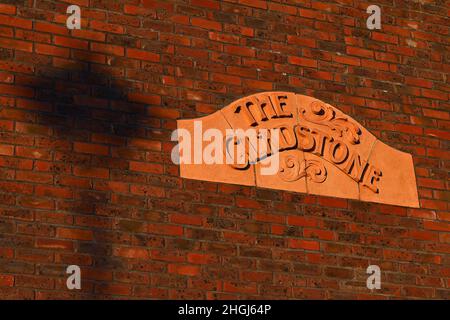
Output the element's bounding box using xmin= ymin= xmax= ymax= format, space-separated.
xmin=230 ymin=94 xmax=382 ymax=193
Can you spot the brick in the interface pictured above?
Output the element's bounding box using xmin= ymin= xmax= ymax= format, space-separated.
xmin=54 ymin=36 xmax=88 ymax=50
xmin=423 ymin=109 xmax=449 ymax=120
xmin=191 ymin=18 xmax=221 ymax=31
xmin=128 ymin=138 xmax=161 ymax=151
xmin=35 ymin=238 xmax=74 ymax=250
xmin=127 ymin=48 xmax=160 ymax=62
xmin=0 ymin=145 xmax=13 ymax=156
xmin=35 ymin=186 xmax=73 ymax=199
xmin=169 ymin=213 xmax=203 ymax=226
xmin=420 ymin=199 xmax=447 ymax=211
xmin=0 ymin=15 xmax=32 ymax=29
xmin=187 ymin=253 xmax=217 ymax=264
xmin=268 ymin=2 xmax=297 ymax=14
xmin=191 ymin=0 xmax=220 ymax=9
xmin=223 ymin=281 xmax=257 ymax=294
xmin=409 ymin=230 xmax=438 ymax=241
xmin=238 ymin=0 xmax=267 ymax=9
xmin=361 ymin=59 xmax=389 ymax=71
xmin=35 ymin=44 xmax=70 ymax=58
xmin=318 ymin=197 xmax=348 ymax=209
xmin=289 ymin=239 xmax=320 ymax=251
xmin=0 ymin=38 xmax=32 ymax=52
xmin=72 ymin=29 xmax=105 ymax=42
xmin=346 ymin=46 xmax=373 ymax=58
xmin=129 ymin=161 xmax=163 ymax=174
xmin=127 ymin=92 xmax=161 ymax=105
xmin=396 ymin=124 xmax=423 ymax=135
xmin=73 ymin=166 xmax=109 ymax=179
xmin=242 ymin=79 xmax=272 ymax=90
xmin=148 ymin=224 xmax=183 ymax=236
xmin=90 ymin=20 xmax=124 ymax=34
xmin=224 ymin=45 xmax=255 ymax=57
xmin=211 ymin=73 xmax=241 ymax=85
xmin=16 ymin=171 xmax=53 ymax=184
xmin=421 ymin=89 xmax=447 ymax=101
xmin=168 ymin=264 xmax=200 ymax=276
xmin=333 ymin=55 xmax=360 ymax=66
xmin=147 ymin=107 xmax=180 ymax=119
xmin=56 ymin=227 xmax=93 ymax=241
xmin=114 ymin=247 xmax=149 ymax=259
xmin=223 ymin=24 xmax=254 ymax=37
xmin=16 ymin=147 xmax=51 ymax=160
xmin=299 ymin=9 xmax=326 ymax=20
xmin=254 ymin=212 xmax=284 ymax=224
xmin=324 ymin=267 xmax=353 ymax=279
xmin=91 ymin=43 xmax=124 ymax=56
xmin=303 ymin=228 xmax=335 ymax=241
xmin=16 ymin=275 xmax=54 ymax=289
xmin=0 ymin=4 xmax=16 ymax=15
xmin=34 ymin=22 xmax=69 ymax=35
xmin=424 ymin=128 xmax=450 ymax=140
xmin=0 ymin=274 xmax=14 ymax=287
xmin=405 ymin=77 xmax=433 ymax=88
xmin=288 ymin=56 xmax=317 ymax=68
xmin=423 ymin=221 xmax=450 ymax=232
xmin=18 ymin=196 xmax=54 ymax=209
xmin=287 ymin=35 xmax=316 ymax=48
xmin=0 ymin=248 xmax=13 ymax=259
xmin=208 ymin=32 xmax=239 ymax=44
xmin=236 ymin=198 xmax=264 ymax=209
xmin=372 ymin=32 xmax=398 ymax=44
xmin=74 ymin=142 xmax=109 ymax=156
xmin=417 ymin=177 xmax=445 ymax=190
xmin=0 ymin=26 xmax=13 ymax=38
xmin=288 ymin=216 xmax=319 ymax=227
xmin=95 ymin=284 xmax=131 ymax=296
xmin=0 ymin=72 xmax=13 ymax=83
xmin=16 ymin=99 xmax=50 ymax=112
xmin=176 ymin=46 xmax=208 ymax=60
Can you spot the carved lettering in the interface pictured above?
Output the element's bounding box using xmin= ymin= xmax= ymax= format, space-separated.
xmin=223 ymin=117 xmax=380 ymax=192
xmin=224 ymin=135 xmax=250 ymax=170
xmin=278 ymin=126 xmax=297 ymax=151
xmin=294 ymin=125 xmax=315 ymax=151
xmin=235 ymin=94 xmax=293 ymax=127
xmin=235 ymin=103 xmax=257 ymax=127
xmin=329 ymin=141 xmax=349 ymax=164
xmin=269 ymin=94 xmax=293 ymax=118
xmin=363 ymin=165 xmax=382 ymax=193
xmin=344 ymin=152 xmax=369 ymax=182
xmin=311 ymin=130 xmax=331 ymax=157
xmin=177 ymin=92 xmax=420 ymax=207
xmin=228 ymin=94 xmax=382 ymax=192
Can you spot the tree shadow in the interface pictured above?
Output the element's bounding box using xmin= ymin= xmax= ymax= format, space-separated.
xmin=9 ymin=47 xmax=165 ymax=299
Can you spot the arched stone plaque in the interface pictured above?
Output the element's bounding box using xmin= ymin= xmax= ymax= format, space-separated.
xmin=175 ymin=92 xmax=419 ymax=208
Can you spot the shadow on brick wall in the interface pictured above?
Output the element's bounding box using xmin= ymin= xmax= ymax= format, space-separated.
xmin=9 ymin=48 xmax=166 ymax=299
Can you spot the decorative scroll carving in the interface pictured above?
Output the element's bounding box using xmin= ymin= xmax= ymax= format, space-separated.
xmin=278 ymin=154 xmax=303 ymax=182
xmin=305 ymin=159 xmax=327 ymax=183
xmin=278 ymin=154 xmax=327 ymax=183
xmin=299 ymin=100 xmax=361 ymax=145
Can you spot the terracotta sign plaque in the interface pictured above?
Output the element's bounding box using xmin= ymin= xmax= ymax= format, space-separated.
xmin=174 ymin=92 xmax=419 ymax=208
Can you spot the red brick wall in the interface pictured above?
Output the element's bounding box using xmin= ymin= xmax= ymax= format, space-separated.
xmin=0 ymin=0 xmax=448 ymax=299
